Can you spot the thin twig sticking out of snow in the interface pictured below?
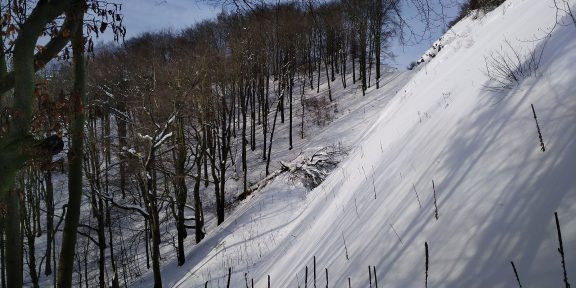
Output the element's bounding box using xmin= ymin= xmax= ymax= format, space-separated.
xmin=425 ymin=242 xmax=429 ymax=288
xmin=531 ymin=104 xmax=546 ymax=152
xmin=342 ymin=232 xmax=349 ymax=260
xmin=555 ymin=212 xmax=571 ymax=288
xmin=510 ymin=261 xmax=523 ymax=288
xmin=389 ymin=224 xmax=404 ymax=245
xmin=413 ymin=183 xmax=422 ymax=209
xmin=432 ymin=180 xmax=439 ymax=220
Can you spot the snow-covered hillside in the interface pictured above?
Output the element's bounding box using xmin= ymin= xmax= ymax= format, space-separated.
xmin=152 ymin=0 xmax=576 ymax=286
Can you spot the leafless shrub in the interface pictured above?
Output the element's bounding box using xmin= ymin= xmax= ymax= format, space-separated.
xmin=553 ymin=0 xmax=576 ymax=29
xmin=304 ymin=97 xmax=335 ymax=127
xmin=484 ymin=39 xmax=546 ymax=91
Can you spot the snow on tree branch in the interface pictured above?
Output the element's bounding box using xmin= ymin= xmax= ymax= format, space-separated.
xmin=281 ymin=145 xmax=349 ymax=189
xmin=238 ymin=145 xmax=349 ymax=200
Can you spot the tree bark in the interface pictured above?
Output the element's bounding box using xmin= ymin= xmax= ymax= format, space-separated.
xmin=44 ymin=170 xmax=54 ymax=276
xmin=57 ymin=3 xmax=86 ymax=287
xmin=5 ymin=188 xmax=22 ymax=287
xmin=174 ymin=115 xmax=188 ymax=266
xmin=193 ymin=137 xmax=205 ymax=243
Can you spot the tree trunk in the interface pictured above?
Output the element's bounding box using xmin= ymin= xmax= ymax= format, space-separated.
xmin=250 ymin=82 xmax=256 ymax=151
xmin=97 ymin=196 xmax=106 ymax=288
xmin=359 ymin=22 xmax=367 ymax=96
xmin=57 ymin=4 xmax=86 ymax=287
xmin=193 ymin=139 xmax=205 ymax=243
xmin=174 ymin=116 xmax=187 ymax=266
xmin=262 ymin=72 xmax=270 ymax=161
xmin=0 ymin=23 xmax=6 ymax=288
xmin=241 ymin=83 xmax=248 ymax=197
xmin=351 ymin=33 xmax=357 ymax=84
xmin=300 ymin=79 xmax=305 ymax=139
xmin=5 ymin=188 xmax=21 ymax=288
xmin=149 ymin=195 xmax=162 ymax=288
xmin=375 ymin=34 xmax=381 ymax=88
xmin=266 ymin=100 xmax=281 ymax=176
xmin=374 ymin=0 xmax=383 ymax=89
xmin=323 ymin=54 xmax=332 ymax=101
xmin=106 ymin=201 xmax=120 ymax=288
xmin=142 ymin=151 xmax=163 ymax=288
xmin=0 ymin=216 xmax=5 ymax=288
xmin=288 ymin=66 xmax=294 ymax=150
xmin=22 ymin=173 xmax=39 ymax=288
xmin=44 ymin=170 xmax=54 ymax=276
xmin=1 ymin=4 xmax=74 ymax=286
xmin=218 ymin=92 xmax=232 ymax=225
xmin=116 ymin=101 xmax=128 ymax=199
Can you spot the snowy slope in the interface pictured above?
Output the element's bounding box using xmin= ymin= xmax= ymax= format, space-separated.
xmin=132 ymin=67 xmax=414 ymax=287
xmin=168 ymin=0 xmax=576 ymax=287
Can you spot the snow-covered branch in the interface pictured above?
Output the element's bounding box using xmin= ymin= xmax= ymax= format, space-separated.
xmin=281 ymin=145 xmax=348 ymax=189
xmin=100 ymin=192 xmax=149 ymax=218
xmin=237 ymin=145 xmax=349 ymax=200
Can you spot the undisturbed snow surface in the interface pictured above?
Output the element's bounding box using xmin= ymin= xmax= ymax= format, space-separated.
xmin=138 ymin=0 xmax=576 ymax=287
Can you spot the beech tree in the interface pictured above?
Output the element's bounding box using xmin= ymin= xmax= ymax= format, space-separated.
xmin=0 ymin=1 xmax=123 ymax=287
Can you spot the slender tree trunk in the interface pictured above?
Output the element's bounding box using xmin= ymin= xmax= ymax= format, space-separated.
xmin=367 ymin=27 xmax=374 ymax=88
xmin=150 ymin=199 xmax=162 ymax=288
xmin=97 ymin=197 xmax=106 ymax=288
xmin=241 ymin=83 xmax=248 ymax=197
xmin=250 ymin=82 xmax=256 ymax=151
xmin=359 ymin=22 xmax=367 ymax=96
xmin=308 ymin=36 xmax=314 ymax=90
xmin=375 ymin=31 xmax=381 ymax=89
xmin=144 ymin=220 xmax=150 ymax=269
xmin=106 ymin=201 xmax=119 ymax=288
xmin=22 ymin=176 xmax=39 ymax=288
xmin=174 ymin=116 xmax=187 ymax=266
xmin=208 ymin=129 xmax=222 ymax=226
xmin=142 ymin=150 xmax=162 ymax=288
xmin=0 ymin=217 xmax=5 ymax=288
xmin=44 ymin=170 xmax=54 ymax=275
xmin=330 ymin=52 xmax=335 ymax=82
xmin=57 ymin=5 xmax=86 ymax=286
xmin=300 ymin=80 xmax=305 ymax=139
xmin=288 ymin=70 xmax=294 ymax=150
xmin=218 ymin=93 xmax=231 ymax=225
xmin=351 ymin=34 xmax=357 ymax=84
xmin=262 ymin=72 xmax=270 ymax=161
xmin=279 ymin=78 xmax=285 ymax=124
xmin=323 ymin=54 xmax=332 ymax=101
xmin=266 ymin=100 xmax=281 ymax=176
xmin=116 ymin=102 xmax=128 ymax=199
xmin=193 ymin=141 xmax=205 ymax=243
xmin=203 ymin=129 xmax=209 ymax=188
xmin=316 ymin=36 xmax=321 ymax=93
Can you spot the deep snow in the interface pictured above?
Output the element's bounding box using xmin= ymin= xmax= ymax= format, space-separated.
xmin=140 ymin=0 xmax=576 ymax=286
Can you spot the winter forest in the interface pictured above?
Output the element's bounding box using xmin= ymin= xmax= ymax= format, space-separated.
xmin=1 ymin=0 xmax=575 ymax=287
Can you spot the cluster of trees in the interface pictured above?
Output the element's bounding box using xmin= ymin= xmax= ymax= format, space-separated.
xmin=0 ymin=0 xmax=401 ymax=287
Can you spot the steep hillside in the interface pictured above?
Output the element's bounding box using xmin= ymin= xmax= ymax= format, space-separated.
xmin=165 ymin=0 xmax=576 ymax=286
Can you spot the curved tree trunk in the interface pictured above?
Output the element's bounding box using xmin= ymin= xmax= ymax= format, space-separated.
xmin=1 ymin=2 xmax=73 ymax=287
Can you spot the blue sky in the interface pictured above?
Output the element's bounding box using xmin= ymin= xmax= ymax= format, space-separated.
xmin=102 ymin=0 xmax=460 ymax=70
